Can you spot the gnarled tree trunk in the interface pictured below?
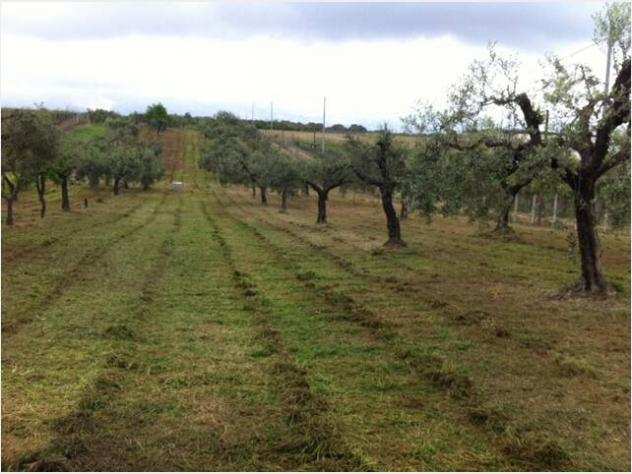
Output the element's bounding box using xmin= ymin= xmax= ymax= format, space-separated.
xmin=316 ymin=190 xmax=328 ymax=224
xmin=495 ymin=185 xmax=524 ymax=234
xmin=5 ymin=197 xmax=15 ymax=226
xmin=61 ymin=175 xmax=70 ymax=212
xmin=113 ymin=177 xmax=121 ymax=195
xmin=35 ymin=175 xmax=46 ymax=219
xmin=574 ymin=179 xmax=607 ymax=292
xmin=380 ymin=186 xmax=405 ymax=247
xmin=495 ymin=196 xmax=514 ymax=233
xmin=259 ymin=186 xmax=268 ymax=206
xmin=3 ymin=176 xmax=18 ymax=226
xmin=279 ymin=188 xmax=289 ymax=213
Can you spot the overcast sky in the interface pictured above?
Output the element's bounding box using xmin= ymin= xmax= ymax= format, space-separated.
xmin=1 ymin=1 xmax=609 ymax=129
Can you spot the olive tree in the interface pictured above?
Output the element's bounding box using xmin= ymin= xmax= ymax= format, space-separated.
xmin=1 ymin=109 xmax=59 ymax=224
xmin=104 ymin=120 xmax=143 ymax=195
xmin=107 ymin=145 xmax=141 ymax=195
xmin=401 ymin=135 xmax=466 ymax=222
xmin=269 ymin=152 xmax=302 ymax=213
xmin=52 ymin=134 xmax=84 ymax=211
xmin=500 ymin=1 xmax=631 ymax=293
xmin=76 ymin=142 xmax=109 ymax=189
xmin=199 ymin=112 xmax=276 ymax=205
xmin=406 ymin=47 xmax=546 ymax=235
xmin=543 ymin=58 xmax=630 ymax=293
xmin=301 ymin=150 xmax=352 ymax=224
xmin=145 ymin=103 xmax=169 ymax=135
xmin=347 ymin=127 xmax=408 ymax=247
xmin=138 ymin=144 xmax=165 ymax=191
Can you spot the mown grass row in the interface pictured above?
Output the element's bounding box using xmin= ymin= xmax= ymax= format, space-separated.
xmin=2 ymin=191 xmax=168 ymax=336
xmin=198 ymin=197 xmax=367 ymax=470
xmin=210 ymin=185 xmax=627 ymax=470
xmin=2 ymin=192 xmax=177 ymax=469
xmin=197 ymin=183 xmax=511 ymax=470
xmin=17 ymin=193 xmax=183 ymax=471
xmin=3 ymin=198 xmax=146 ymax=264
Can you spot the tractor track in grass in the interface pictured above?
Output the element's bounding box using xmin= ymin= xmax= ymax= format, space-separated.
xmin=2 ymin=192 xmax=169 ymax=337
xmin=209 ymin=188 xmax=572 ymax=471
xmin=3 ymin=200 xmax=147 ymax=264
xmin=198 ymin=198 xmax=365 ymax=471
xmin=224 ymin=192 xmax=595 ymax=397
xmin=218 ymin=191 xmax=572 ymax=362
xmin=18 ymin=193 xmax=182 ymax=472
xmin=220 ymin=191 xmax=571 ymax=356
xmin=220 ymin=190 xmax=460 ymax=311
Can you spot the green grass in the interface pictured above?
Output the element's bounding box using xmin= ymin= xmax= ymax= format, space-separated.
xmin=2 ymin=128 xmax=630 ymax=471
xmin=67 ymin=123 xmax=109 ymax=142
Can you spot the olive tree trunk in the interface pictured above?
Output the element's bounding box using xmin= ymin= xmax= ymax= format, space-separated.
xmin=574 ymin=180 xmax=607 ymax=292
xmin=495 ymin=197 xmax=514 ymax=233
xmin=5 ymin=197 xmax=15 ymax=226
xmin=316 ymin=190 xmax=328 ymax=224
xmin=35 ymin=175 xmax=47 ymax=219
xmin=3 ymin=177 xmax=18 ymax=226
xmin=380 ymin=186 xmax=405 ymax=246
xmin=259 ymin=186 xmax=268 ymax=206
xmin=61 ymin=175 xmax=71 ymax=212
xmin=113 ymin=177 xmax=121 ymax=195
xmin=279 ymin=188 xmax=289 ymax=213
xmin=495 ymin=185 xmax=524 ymax=234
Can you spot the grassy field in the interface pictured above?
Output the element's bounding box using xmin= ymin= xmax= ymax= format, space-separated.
xmin=2 ymin=128 xmax=630 ymax=471
xmin=262 ymin=129 xmax=420 ymax=147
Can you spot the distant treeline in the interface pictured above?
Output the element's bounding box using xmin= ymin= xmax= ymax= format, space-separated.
xmin=249 ymin=119 xmax=368 ymax=133
xmin=4 ymin=107 xmax=371 ymax=133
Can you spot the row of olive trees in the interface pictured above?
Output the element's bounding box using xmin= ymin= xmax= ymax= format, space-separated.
xmin=198 ymin=111 xmax=412 ymax=247
xmin=1 ymin=108 xmax=166 ymax=225
xmin=199 ymin=3 xmax=629 ymax=295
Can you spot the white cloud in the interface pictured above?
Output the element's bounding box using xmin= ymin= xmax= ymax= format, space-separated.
xmin=1 ymin=3 xmax=607 ymax=130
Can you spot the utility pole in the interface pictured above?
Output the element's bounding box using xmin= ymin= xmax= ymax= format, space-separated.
xmin=270 ymin=102 xmax=274 ymax=131
xmin=321 ymin=96 xmax=326 ymax=153
xmin=604 ymin=30 xmax=613 ymax=99
xmin=251 ymin=102 xmax=254 ymax=124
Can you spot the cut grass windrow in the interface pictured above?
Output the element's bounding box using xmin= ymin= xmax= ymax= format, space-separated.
xmin=210 ymin=188 xmax=574 ymax=471
xmin=3 ymin=199 xmax=147 ymax=264
xmin=2 ymin=192 xmax=168 ymax=337
xmin=17 ymin=194 xmax=182 ymax=471
xmin=198 ymin=198 xmax=366 ymax=471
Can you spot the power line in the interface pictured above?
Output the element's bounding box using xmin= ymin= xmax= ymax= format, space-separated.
xmin=559 ymin=42 xmax=599 ymax=61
